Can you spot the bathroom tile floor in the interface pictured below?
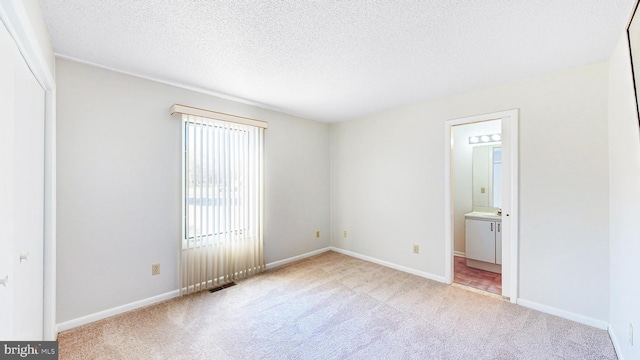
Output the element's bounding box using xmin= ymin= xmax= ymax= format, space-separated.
xmin=454 ymin=256 xmax=502 ymax=295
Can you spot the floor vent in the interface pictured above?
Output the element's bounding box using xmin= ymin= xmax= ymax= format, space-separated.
xmin=209 ymin=282 xmax=236 ymax=293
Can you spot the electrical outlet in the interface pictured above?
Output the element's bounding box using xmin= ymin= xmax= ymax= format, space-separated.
xmin=630 ymin=323 xmax=634 ymax=346
xmin=316 ymin=231 xmax=320 ymax=238
xmin=343 ymin=230 xmax=347 ymax=237
xmin=413 ymin=244 xmax=420 ymax=254
xmin=151 ymin=263 xmax=160 ymax=275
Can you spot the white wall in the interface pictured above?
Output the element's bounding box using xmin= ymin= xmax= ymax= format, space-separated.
xmin=56 ymin=58 xmax=330 ymax=324
xmin=608 ymin=32 xmax=640 ymax=359
xmin=452 ymin=120 xmax=500 ymax=254
xmin=331 ymin=62 xmax=610 ymax=324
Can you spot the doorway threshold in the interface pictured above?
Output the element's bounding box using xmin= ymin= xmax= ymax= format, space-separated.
xmin=451 ymin=282 xmax=507 ymax=300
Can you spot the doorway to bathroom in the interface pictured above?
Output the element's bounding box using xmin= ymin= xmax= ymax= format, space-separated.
xmin=444 ymin=110 xmax=519 ymax=303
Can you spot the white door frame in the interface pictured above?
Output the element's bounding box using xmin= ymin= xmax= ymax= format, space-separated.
xmin=444 ymin=109 xmax=519 ymax=303
xmin=0 ymin=1 xmax=57 ymax=339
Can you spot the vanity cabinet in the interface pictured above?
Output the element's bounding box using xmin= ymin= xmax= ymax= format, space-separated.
xmin=465 ymin=216 xmax=502 ymax=266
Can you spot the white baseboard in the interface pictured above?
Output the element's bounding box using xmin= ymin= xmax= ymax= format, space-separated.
xmin=265 ymin=247 xmax=331 ymax=270
xmin=330 ymin=247 xmax=447 ymax=283
xmin=608 ymin=325 xmax=625 ymax=360
xmin=453 ymin=251 xmax=466 ymax=258
xmin=56 ymin=290 xmax=180 ymax=333
xmin=55 ymin=248 xmax=330 ymax=333
xmin=517 ymin=298 xmax=608 ymax=330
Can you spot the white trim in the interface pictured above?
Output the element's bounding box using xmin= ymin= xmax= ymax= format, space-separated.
xmin=444 ymin=109 xmax=519 ymax=304
xmin=55 ymin=54 xmax=305 ymax=122
xmin=330 ymin=247 xmax=447 ymax=283
xmin=609 ymin=326 xmax=625 ymax=360
xmin=0 ymin=1 xmax=54 ymax=89
xmin=56 ymin=290 xmax=180 ymax=333
xmin=453 ymin=251 xmax=466 ymax=258
xmin=265 ymin=247 xmax=331 ymax=270
xmin=517 ymin=298 xmax=609 ymax=330
xmin=0 ymin=0 xmax=57 ymax=340
xmin=43 ymin=89 xmax=56 ymax=340
xmin=444 ymin=121 xmax=454 ymax=284
xmin=171 ymin=104 xmax=268 ymax=129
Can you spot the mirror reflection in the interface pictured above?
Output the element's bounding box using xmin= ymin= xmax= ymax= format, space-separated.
xmin=472 ymin=145 xmax=502 ymax=208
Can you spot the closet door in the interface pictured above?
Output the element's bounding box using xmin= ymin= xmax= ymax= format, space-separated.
xmin=12 ymin=40 xmax=45 ymax=339
xmin=0 ymin=21 xmax=17 ymax=340
xmin=0 ymin=21 xmax=45 ymax=340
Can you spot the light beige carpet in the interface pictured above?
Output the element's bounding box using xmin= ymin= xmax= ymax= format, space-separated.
xmin=58 ymin=251 xmax=617 ymax=359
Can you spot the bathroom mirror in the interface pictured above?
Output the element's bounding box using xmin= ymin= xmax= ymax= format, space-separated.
xmin=472 ymin=145 xmax=502 ymax=208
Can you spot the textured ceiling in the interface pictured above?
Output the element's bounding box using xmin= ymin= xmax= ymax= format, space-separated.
xmin=40 ymin=0 xmax=635 ymax=122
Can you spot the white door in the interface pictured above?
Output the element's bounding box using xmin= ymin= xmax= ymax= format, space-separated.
xmin=0 ymin=20 xmax=45 ymax=340
xmin=495 ymin=222 xmax=502 ymax=265
xmin=0 ymin=21 xmax=17 ymax=340
xmin=500 ymin=112 xmax=518 ymax=299
xmin=13 ymin=44 xmax=45 ymax=340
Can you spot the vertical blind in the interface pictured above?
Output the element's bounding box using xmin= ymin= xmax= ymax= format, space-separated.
xmin=175 ymin=106 xmax=266 ymax=295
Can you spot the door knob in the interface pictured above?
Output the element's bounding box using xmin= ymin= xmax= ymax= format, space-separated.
xmin=0 ymin=275 xmax=7 ymax=287
xmin=20 ymin=253 xmax=29 ymax=262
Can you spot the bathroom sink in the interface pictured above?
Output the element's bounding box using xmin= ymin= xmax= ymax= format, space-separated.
xmin=464 ymin=211 xmax=502 ymax=220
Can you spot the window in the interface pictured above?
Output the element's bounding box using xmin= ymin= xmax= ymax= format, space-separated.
xmin=185 ymin=121 xmax=252 ymax=242
xmin=173 ymin=104 xmax=267 ymax=294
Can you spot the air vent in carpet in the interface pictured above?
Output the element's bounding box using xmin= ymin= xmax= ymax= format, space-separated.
xmin=209 ymin=282 xmax=236 ymax=293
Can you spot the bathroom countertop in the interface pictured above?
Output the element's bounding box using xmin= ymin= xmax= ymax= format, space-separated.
xmin=464 ymin=211 xmax=502 ymax=221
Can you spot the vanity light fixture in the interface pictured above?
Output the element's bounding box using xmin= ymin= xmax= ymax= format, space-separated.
xmin=469 ymin=133 xmax=501 ymax=144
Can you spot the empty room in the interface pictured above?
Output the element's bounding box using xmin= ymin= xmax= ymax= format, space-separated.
xmin=1 ymin=0 xmax=639 ymax=359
